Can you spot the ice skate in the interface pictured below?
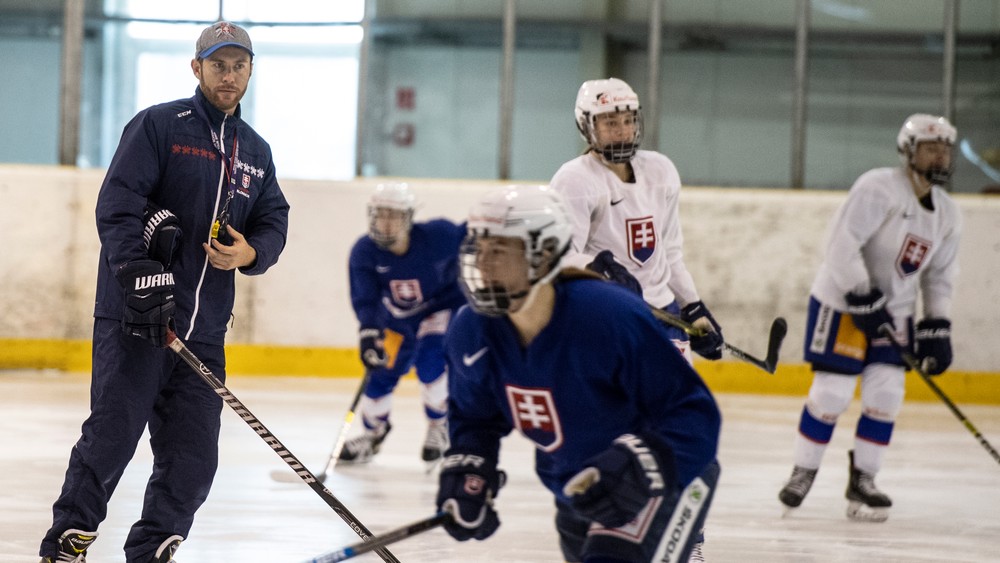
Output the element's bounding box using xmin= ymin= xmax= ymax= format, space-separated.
xmin=40 ymin=529 xmax=98 ymax=563
xmin=338 ymin=422 xmax=391 ymax=463
xmin=778 ymin=465 xmax=818 ymax=515
xmin=422 ymin=419 xmax=449 ymax=462
xmin=845 ymin=450 xmax=891 ymax=522
xmin=152 ymin=534 xmax=183 ymax=563
xmin=687 ymin=540 xmax=706 ymax=562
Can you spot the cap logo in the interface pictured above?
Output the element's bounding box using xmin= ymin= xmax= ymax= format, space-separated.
xmin=215 ymin=22 xmax=236 ymax=39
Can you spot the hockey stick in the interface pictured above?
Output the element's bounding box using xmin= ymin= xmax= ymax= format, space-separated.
xmin=878 ymin=326 xmax=1000 ymax=465
xmin=305 ymin=512 xmax=451 ymax=563
xmin=649 ymin=308 xmax=787 ymax=374
xmin=271 ymin=371 xmax=371 ymax=484
xmin=164 ymin=331 xmax=400 ymax=563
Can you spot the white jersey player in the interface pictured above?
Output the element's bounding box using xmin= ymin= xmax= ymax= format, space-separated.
xmin=779 ymin=114 xmax=962 ymax=522
xmin=550 ymin=78 xmax=723 ymax=362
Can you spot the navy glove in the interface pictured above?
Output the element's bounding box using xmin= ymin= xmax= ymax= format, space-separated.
xmin=844 ymin=288 xmax=895 ymax=339
xmin=587 ymin=250 xmax=642 ymax=297
xmin=681 ymin=301 xmax=724 ymax=360
xmin=436 ymin=453 xmax=505 ymax=541
xmin=143 ymin=203 xmax=183 ymax=269
xmin=358 ymin=328 xmax=387 ymax=369
xmin=915 ymin=318 xmax=952 ymax=375
xmin=117 ymin=260 xmax=175 ymax=347
xmin=563 ymin=433 xmax=676 ymax=528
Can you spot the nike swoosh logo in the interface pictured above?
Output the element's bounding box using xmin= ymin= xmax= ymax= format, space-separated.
xmin=462 ymin=347 xmax=488 ymax=367
xmin=376 ymin=265 xmax=391 ymax=273
xmin=610 ymin=198 xmax=625 ymax=206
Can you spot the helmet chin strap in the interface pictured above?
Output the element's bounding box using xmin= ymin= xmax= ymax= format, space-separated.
xmin=910 ymin=158 xmax=952 ymax=186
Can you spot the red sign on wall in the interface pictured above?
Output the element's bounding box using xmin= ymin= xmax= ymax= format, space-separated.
xmin=396 ymin=87 xmax=415 ymax=110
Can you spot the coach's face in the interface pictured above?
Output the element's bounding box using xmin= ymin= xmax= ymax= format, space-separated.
xmin=192 ymin=46 xmax=253 ymax=115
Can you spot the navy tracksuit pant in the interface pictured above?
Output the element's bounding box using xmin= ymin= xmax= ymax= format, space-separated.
xmin=40 ymin=318 xmax=225 ymax=562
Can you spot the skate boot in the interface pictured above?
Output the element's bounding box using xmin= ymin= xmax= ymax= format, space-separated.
xmin=778 ymin=465 xmax=818 ymax=510
xmin=40 ymin=529 xmax=98 ymax=562
xmin=338 ymin=422 xmax=391 ymax=463
xmin=845 ymin=450 xmax=892 ymax=522
xmin=152 ymin=535 xmax=183 ymax=563
xmin=687 ymin=540 xmax=706 ymax=562
xmin=421 ymin=419 xmax=449 ymax=462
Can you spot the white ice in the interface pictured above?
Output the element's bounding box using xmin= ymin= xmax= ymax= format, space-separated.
xmin=3 ymin=371 xmax=998 ymax=562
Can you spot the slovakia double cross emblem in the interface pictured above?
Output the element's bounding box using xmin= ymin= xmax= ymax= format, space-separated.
xmin=505 ymin=385 xmax=563 ymax=452
xmin=626 ymin=216 xmax=656 ymax=264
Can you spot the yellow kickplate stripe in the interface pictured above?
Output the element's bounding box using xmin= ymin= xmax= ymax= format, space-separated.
xmin=2 ymin=339 xmax=998 ymax=404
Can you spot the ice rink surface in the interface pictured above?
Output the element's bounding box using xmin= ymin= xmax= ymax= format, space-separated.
xmin=3 ymin=370 xmax=998 ymax=563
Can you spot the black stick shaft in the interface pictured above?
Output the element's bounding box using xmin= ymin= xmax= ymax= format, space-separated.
xmin=649 ymin=308 xmax=782 ymax=374
xmin=879 ymin=326 xmax=1000 ymax=465
xmin=166 ymin=333 xmax=400 ymax=563
xmin=307 ymin=513 xmax=451 ymax=563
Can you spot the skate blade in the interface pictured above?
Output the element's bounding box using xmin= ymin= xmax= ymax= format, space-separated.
xmin=846 ymin=501 xmax=889 ymax=522
xmin=780 ymin=504 xmax=799 ymax=518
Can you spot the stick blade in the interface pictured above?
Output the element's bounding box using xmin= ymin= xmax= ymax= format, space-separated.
xmin=764 ymin=317 xmax=788 ymax=373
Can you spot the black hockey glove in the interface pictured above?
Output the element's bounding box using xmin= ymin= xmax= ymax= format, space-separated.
xmin=143 ymin=203 xmax=182 ymax=269
xmin=844 ymin=288 xmax=894 ymax=340
xmin=563 ymin=433 xmax=676 ymax=528
xmin=586 ymin=250 xmax=643 ymax=297
xmin=681 ymin=301 xmax=724 ymax=360
xmin=915 ymin=318 xmax=952 ymax=375
xmin=358 ymin=328 xmax=387 ymax=369
xmin=436 ymin=453 xmax=505 ymax=541
xmin=117 ymin=260 xmax=175 ymax=347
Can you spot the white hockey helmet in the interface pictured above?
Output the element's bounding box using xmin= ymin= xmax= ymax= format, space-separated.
xmin=367 ymin=182 xmax=416 ymax=247
xmin=460 ymin=185 xmax=572 ymax=316
xmin=574 ymin=77 xmax=643 ymax=164
xmin=896 ymin=114 xmax=957 ymax=184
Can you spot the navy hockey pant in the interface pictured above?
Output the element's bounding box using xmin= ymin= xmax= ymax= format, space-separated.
xmin=40 ymin=318 xmax=225 ymax=563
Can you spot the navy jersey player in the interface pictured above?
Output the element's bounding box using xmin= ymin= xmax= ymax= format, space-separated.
xmin=778 ymin=114 xmax=962 ymax=522
xmin=436 ymin=184 xmax=721 ymax=563
xmin=550 ymin=78 xmax=723 ymax=364
xmin=341 ymin=183 xmax=466 ymax=464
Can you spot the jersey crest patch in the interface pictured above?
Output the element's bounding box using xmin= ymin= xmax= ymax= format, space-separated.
xmin=505 ymin=385 xmax=563 ymax=452
xmin=389 ymin=279 xmax=423 ymax=307
xmin=895 ymin=234 xmax=931 ymax=277
xmin=625 ymin=216 xmax=656 ymax=264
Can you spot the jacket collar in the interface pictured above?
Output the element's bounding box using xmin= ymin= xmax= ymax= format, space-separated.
xmin=193 ymin=86 xmax=242 ymax=130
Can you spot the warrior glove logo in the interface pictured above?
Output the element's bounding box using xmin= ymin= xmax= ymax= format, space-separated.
xmin=134 ymin=272 xmax=175 ymax=291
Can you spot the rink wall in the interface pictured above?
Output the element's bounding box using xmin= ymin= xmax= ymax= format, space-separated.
xmin=1 ymin=165 xmax=999 ymax=403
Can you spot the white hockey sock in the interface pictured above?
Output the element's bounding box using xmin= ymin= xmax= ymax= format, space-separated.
xmin=359 ymin=394 xmax=392 ymax=430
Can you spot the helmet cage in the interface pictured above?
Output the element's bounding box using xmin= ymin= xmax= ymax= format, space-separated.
xmin=459 ymin=186 xmax=572 ymax=316
xmin=367 ymin=183 xmax=415 ymax=248
xmin=575 ymin=78 xmax=643 ymax=164
xmin=896 ymin=114 xmax=957 ymax=185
